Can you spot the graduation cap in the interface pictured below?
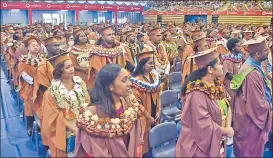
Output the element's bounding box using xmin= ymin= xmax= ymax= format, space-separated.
xmin=23 ymin=36 xmax=41 ymax=47
xmin=123 ymin=29 xmax=135 ymax=36
xmin=99 ymin=25 xmax=114 ymax=34
xmin=188 ymin=47 xmax=218 ymax=69
xmin=52 ymin=27 xmax=61 ymax=34
xmin=161 ymin=29 xmax=170 ymax=36
xmin=243 ymin=28 xmax=254 ymax=33
xmin=149 ymin=27 xmax=161 ymax=35
xmin=47 ymin=52 xmax=70 ymax=67
xmin=43 ymin=36 xmax=58 ymax=46
xmin=135 ymin=45 xmax=155 ymax=62
xmin=231 ymin=30 xmax=241 ymax=34
xmin=73 ymin=26 xmax=81 ymax=32
xmin=15 ymin=26 xmax=23 ymax=32
xmin=191 ymin=30 xmax=206 ymax=42
xmin=242 ymin=36 xmax=269 ymax=55
xmin=73 ymin=29 xmax=85 ymax=37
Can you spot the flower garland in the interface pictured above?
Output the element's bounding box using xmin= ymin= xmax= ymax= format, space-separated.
xmin=161 ymin=41 xmax=178 ymax=60
xmin=76 ymin=93 xmax=143 ymax=139
xmin=130 ymin=71 xmax=161 ymax=93
xmin=221 ymin=53 xmax=243 ymax=63
xmin=89 ymin=45 xmax=124 ymax=57
xmin=50 ymin=76 xmax=88 ymax=120
xmin=186 ymin=79 xmax=225 ymax=100
xmin=19 ymin=54 xmax=44 ymax=67
xmin=150 ymin=44 xmax=169 ymax=66
xmin=7 ymin=40 xmax=20 ymax=49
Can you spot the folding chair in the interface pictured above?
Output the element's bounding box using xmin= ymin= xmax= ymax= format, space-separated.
xmin=176 ymin=120 xmax=182 ymax=136
xmin=160 ymin=90 xmax=181 ymax=123
xmin=149 ymin=122 xmax=177 ymax=157
xmin=175 ymin=61 xmax=182 ymax=72
xmin=169 ymin=72 xmax=182 ymax=92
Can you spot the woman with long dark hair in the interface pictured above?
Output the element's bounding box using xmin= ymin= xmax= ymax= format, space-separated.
xmin=75 ymin=64 xmax=144 ymax=157
xmin=130 ymin=47 xmax=162 ymax=155
xmin=69 ymin=29 xmax=92 ymax=85
xmin=176 ymin=47 xmax=234 ymax=157
xmin=42 ymin=55 xmax=90 ymax=157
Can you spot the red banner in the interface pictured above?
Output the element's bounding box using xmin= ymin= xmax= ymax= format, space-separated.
xmin=1 ymin=1 xmax=143 ymax=12
xmin=144 ymin=10 xmax=272 ymax=16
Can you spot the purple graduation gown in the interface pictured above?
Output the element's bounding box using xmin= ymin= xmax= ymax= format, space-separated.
xmin=176 ymin=91 xmax=223 ymax=157
xmin=233 ymin=67 xmax=272 ymax=157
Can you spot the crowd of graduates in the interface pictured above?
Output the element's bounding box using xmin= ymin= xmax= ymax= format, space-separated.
xmin=0 ymin=20 xmax=272 ymax=157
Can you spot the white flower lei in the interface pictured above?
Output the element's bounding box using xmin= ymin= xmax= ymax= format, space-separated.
xmin=50 ymin=76 xmax=88 ymax=120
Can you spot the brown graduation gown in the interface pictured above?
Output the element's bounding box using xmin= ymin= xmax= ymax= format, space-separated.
xmin=131 ymin=73 xmax=162 ymax=154
xmin=69 ymin=51 xmax=89 ymax=84
xmin=18 ymin=61 xmax=37 ymax=117
xmin=88 ymin=51 xmax=126 ymax=88
xmin=32 ymin=59 xmax=54 ymax=146
xmin=42 ymin=82 xmax=90 ymax=158
xmin=181 ymin=44 xmax=198 ymax=83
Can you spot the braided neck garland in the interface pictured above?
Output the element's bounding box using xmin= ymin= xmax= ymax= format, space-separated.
xmin=19 ymin=54 xmax=44 ymax=67
xmin=221 ymin=53 xmax=243 ymax=63
xmin=130 ymin=71 xmax=161 ymax=93
xmin=186 ymin=79 xmax=225 ymax=100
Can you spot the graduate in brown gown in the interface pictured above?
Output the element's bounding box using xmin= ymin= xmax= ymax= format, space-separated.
xmin=231 ymin=36 xmax=272 ymax=157
xmin=181 ymin=39 xmax=195 ymax=83
xmin=42 ymin=55 xmax=90 ymax=157
xmin=148 ymin=28 xmax=170 ymax=90
xmin=215 ymin=28 xmax=229 ymax=55
xmin=9 ymin=27 xmax=24 ymax=89
xmin=66 ymin=24 xmax=74 ymax=34
xmin=161 ymin=30 xmax=178 ymax=72
xmin=88 ymin=26 xmax=127 ymax=88
xmin=65 ymin=33 xmax=74 ymax=52
xmin=182 ymin=30 xmax=210 ymax=83
xmin=75 ymin=64 xmax=144 ymax=157
xmin=86 ymin=28 xmax=98 ymax=45
xmin=32 ymin=23 xmax=47 ymax=39
xmin=18 ymin=36 xmax=43 ymax=136
xmin=32 ymin=37 xmax=58 ymax=147
xmin=52 ymin=27 xmax=66 ymax=47
xmin=69 ymin=29 xmax=92 ymax=84
xmin=123 ymin=29 xmax=138 ymax=73
xmin=148 ymin=28 xmax=170 ymax=79
xmin=130 ymin=49 xmax=162 ymax=155
xmin=220 ymin=38 xmax=243 ymax=111
xmin=176 ymin=47 xmax=234 ymax=157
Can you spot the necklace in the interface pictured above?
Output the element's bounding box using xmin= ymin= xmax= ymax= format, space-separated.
xmin=130 ymin=70 xmax=161 ymax=93
xmin=185 ymin=79 xmax=225 ymax=100
xmin=76 ymin=92 xmax=143 ymax=139
xmin=90 ymin=45 xmax=125 ymax=57
xmin=151 ymin=44 xmax=168 ymax=66
xmin=221 ymin=53 xmax=243 ymax=63
xmin=50 ymin=76 xmax=88 ymax=120
xmin=162 ymin=41 xmax=178 ymax=60
xmin=71 ymin=44 xmax=93 ymax=55
xmin=19 ymin=54 xmax=43 ymax=67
